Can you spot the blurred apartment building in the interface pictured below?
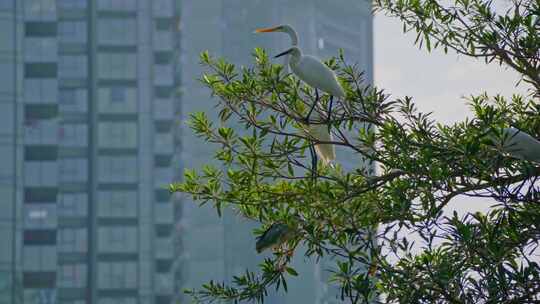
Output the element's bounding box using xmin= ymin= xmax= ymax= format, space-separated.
xmin=0 ymin=0 xmax=371 ymax=303
xmin=0 ymin=0 xmax=180 ymax=303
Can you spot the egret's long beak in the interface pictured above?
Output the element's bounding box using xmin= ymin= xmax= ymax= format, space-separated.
xmin=274 ymin=49 xmax=293 ymax=58
xmin=254 ymin=26 xmax=281 ymax=33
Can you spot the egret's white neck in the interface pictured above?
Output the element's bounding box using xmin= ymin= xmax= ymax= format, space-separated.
xmin=281 ymin=26 xmax=298 ymax=46
xmin=288 ymin=48 xmax=302 ymax=66
xmin=288 ymin=30 xmax=299 ymax=46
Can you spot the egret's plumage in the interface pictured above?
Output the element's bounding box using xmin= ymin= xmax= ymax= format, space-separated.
xmin=499 ymin=127 xmax=540 ymax=163
xmin=302 ymin=111 xmax=336 ymax=166
xmin=278 ymin=47 xmax=345 ymax=98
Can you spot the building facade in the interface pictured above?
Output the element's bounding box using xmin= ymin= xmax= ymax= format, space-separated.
xmin=0 ymin=0 xmax=180 ymax=303
xmin=178 ymin=0 xmax=373 ymax=303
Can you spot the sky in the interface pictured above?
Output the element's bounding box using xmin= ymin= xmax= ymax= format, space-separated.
xmin=374 ymin=15 xmax=530 ymax=125
xmin=373 ymin=15 xmax=531 ymax=215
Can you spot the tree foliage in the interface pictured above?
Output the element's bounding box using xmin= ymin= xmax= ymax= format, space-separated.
xmin=171 ymin=0 xmax=540 ymax=303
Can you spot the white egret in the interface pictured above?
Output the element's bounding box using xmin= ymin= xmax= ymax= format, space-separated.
xmin=254 ymin=25 xmax=298 ymax=73
xmin=255 ymin=27 xmax=344 ymax=167
xmin=274 ymin=46 xmax=345 ymax=167
xmin=255 ymin=26 xmax=345 ymax=100
xmin=274 ymin=46 xmax=345 ymax=99
xmin=498 ymin=127 xmax=540 ymax=163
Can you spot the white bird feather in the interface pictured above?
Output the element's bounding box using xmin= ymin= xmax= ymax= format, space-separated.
xmin=499 ymin=127 xmax=540 ymax=163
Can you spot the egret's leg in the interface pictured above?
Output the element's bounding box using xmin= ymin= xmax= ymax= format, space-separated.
xmin=327 ymin=96 xmax=334 ymax=125
xmin=305 ymin=89 xmax=319 ymax=122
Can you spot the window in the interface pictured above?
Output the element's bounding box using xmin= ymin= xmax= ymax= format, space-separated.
xmin=154 ymin=203 xmax=173 ymax=224
xmin=0 ymin=272 xmax=11 ymax=300
xmin=59 ymin=21 xmax=87 ymax=44
xmin=59 ymin=158 xmax=88 ymax=183
xmin=155 ymin=238 xmax=173 ymax=259
xmin=24 ymin=118 xmax=58 ymax=145
xmin=98 ymin=156 xmax=138 ymax=183
xmin=59 ymin=90 xmax=75 ymax=105
xmin=0 ymin=62 xmax=14 ymax=94
xmin=41 ymin=79 xmax=57 ymax=102
xmin=24 ymin=0 xmax=56 ymax=21
xmin=98 ymin=262 xmax=137 ymax=289
xmin=97 ymin=0 xmax=137 ymax=11
xmin=0 ymin=222 xmax=14 ymax=263
xmin=58 ymin=264 xmax=87 ymax=288
xmin=98 ymin=19 xmax=136 ymax=45
xmin=155 ymin=273 xmax=173 ymax=293
xmin=98 ymin=122 xmax=137 ymax=149
xmin=22 ymin=246 xmax=56 ymax=271
xmin=24 ymin=161 xmax=58 ymax=187
xmin=24 ymin=79 xmax=57 ymax=103
xmin=24 ymin=38 xmax=57 ymax=62
xmin=98 ymin=191 xmax=137 ymax=218
xmin=59 ymin=55 xmax=87 ymax=79
xmin=0 ymin=104 xmax=14 ymax=133
xmin=59 ymin=123 xmax=88 ymax=147
xmin=58 ymin=228 xmax=87 ymax=253
xmin=57 ymin=0 xmax=87 ymax=9
xmin=98 ymin=53 xmax=136 ymax=80
xmin=0 ymin=0 xmax=13 ymax=10
xmin=154 ymin=168 xmax=173 ymax=187
xmin=111 ymin=199 xmax=125 ymax=214
xmin=153 ymin=64 xmax=173 ymax=86
xmin=153 ymin=0 xmax=173 ymax=17
xmin=23 ymin=289 xmax=57 ymax=304
xmin=98 ymin=227 xmax=137 ymax=253
xmin=110 ymin=87 xmax=125 ymax=103
xmin=0 ymin=18 xmax=13 ymax=54
xmin=58 ymin=228 xmax=75 ymax=249
xmin=59 ymin=88 xmax=88 ymax=113
xmin=154 ymin=98 xmax=174 ymax=120
xmin=153 ymin=31 xmax=172 ymax=51
xmin=58 ymin=193 xmax=88 ymax=217
xmin=24 ymin=204 xmax=57 ymax=229
xmin=154 ymin=133 xmax=173 ymax=154
xmin=98 ymin=87 xmax=137 ymax=113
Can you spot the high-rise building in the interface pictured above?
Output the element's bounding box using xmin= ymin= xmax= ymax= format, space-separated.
xmin=0 ymin=0 xmax=180 ymax=303
xmin=178 ymin=0 xmax=373 ymax=303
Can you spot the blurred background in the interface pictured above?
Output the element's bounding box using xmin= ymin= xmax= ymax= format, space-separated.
xmin=0 ymin=0 xmax=524 ymax=303
xmin=0 ymin=0 xmax=371 ymax=303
